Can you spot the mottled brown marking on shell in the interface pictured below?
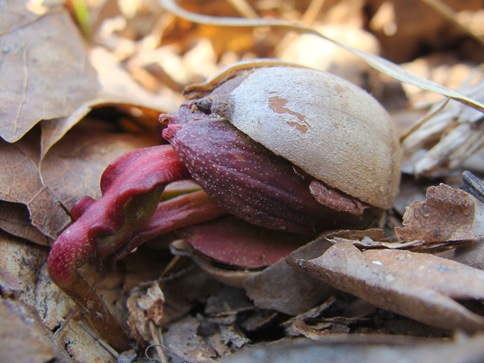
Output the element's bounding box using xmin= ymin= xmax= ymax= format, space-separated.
xmin=268 ymin=96 xmax=309 ymax=134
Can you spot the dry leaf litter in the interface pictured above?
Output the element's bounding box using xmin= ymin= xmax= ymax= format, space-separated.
xmin=0 ymin=0 xmax=483 ymax=362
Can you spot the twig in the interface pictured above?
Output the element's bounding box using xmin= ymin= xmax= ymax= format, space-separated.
xmin=462 ymin=171 xmax=484 ymax=203
xmin=146 ymin=321 xmax=167 ymax=363
xmin=78 ymin=320 xmax=120 ymax=359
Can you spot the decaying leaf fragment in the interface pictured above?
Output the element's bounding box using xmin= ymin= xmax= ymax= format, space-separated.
xmin=127 ymin=281 xmax=165 ymax=345
xmin=162 ymin=315 xmax=218 ymax=362
xmin=395 ymin=183 xmax=483 ymax=244
xmin=295 ymin=242 xmax=484 ymax=333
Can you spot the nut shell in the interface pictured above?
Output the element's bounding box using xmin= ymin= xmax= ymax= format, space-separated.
xmin=211 ymin=67 xmax=400 ymax=209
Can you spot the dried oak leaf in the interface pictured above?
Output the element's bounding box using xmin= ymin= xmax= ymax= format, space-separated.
xmin=0 ymin=133 xmax=70 ymax=242
xmin=242 ymin=230 xmax=387 ymax=315
xmin=0 ymin=201 xmax=50 ymax=245
xmin=0 ymin=3 xmax=100 ymax=143
xmin=395 ymin=183 xmax=483 ymax=243
xmin=295 ymin=242 xmax=484 ymax=333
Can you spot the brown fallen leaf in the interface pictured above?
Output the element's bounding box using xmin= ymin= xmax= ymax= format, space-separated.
xmin=0 ymin=201 xmax=50 ymax=245
xmin=294 ymin=242 xmax=484 ymax=333
xmin=0 ymin=3 xmax=99 ymax=143
xmin=1 ymin=118 xmax=160 ymax=244
xmin=396 ymin=183 xmax=483 ymax=243
xmin=40 ymin=47 xmax=182 ymax=160
xmin=0 ymin=297 xmax=60 ymax=363
xmin=41 ymin=120 xmax=159 ymax=211
xmin=0 ymin=133 xmax=70 ymax=241
xmin=242 ymin=229 xmax=389 ymax=315
xmin=242 ymin=235 xmax=335 ymax=315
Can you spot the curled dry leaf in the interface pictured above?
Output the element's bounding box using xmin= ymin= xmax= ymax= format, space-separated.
xmin=241 ymin=233 xmax=385 ymax=315
xmin=295 ymin=242 xmax=484 ymax=333
xmin=0 ymin=3 xmax=99 ymax=143
xmin=395 ymin=183 xmax=484 ymax=244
